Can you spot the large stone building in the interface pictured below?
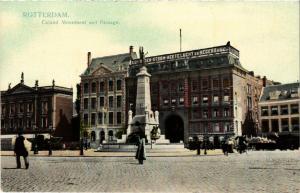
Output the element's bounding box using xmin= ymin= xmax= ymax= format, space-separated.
xmin=258 ymin=83 xmax=300 ymax=137
xmin=127 ymin=42 xmax=266 ymax=143
xmin=0 ymin=73 xmax=73 ymax=148
xmin=80 ymin=49 xmax=137 ymax=146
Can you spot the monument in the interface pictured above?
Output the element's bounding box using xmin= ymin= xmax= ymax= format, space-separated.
xmin=126 ymin=47 xmax=169 ymax=143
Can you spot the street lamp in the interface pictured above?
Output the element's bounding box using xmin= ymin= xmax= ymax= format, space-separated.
xmin=33 ymin=123 xmax=38 ymax=154
xmin=48 ymin=125 xmax=53 ymax=156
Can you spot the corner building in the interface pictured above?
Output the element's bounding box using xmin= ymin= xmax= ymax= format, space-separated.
xmin=127 ymin=43 xmax=265 ymax=143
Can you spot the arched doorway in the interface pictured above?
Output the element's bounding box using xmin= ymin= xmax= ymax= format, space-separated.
xmin=100 ymin=131 xmax=105 ymax=144
xmin=165 ymin=114 xmax=184 ymax=143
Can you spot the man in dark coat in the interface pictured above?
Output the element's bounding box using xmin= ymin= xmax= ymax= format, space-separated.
xmin=14 ymin=133 xmax=29 ymax=169
xmin=136 ymin=137 xmax=146 ymax=164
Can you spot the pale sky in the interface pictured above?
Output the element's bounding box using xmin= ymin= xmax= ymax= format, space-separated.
xmin=0 ymin=1 xmax=299 ymax=101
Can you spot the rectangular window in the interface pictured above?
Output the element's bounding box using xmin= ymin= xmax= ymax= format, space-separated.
xmin=224 ymin=108 xmax=229 ymax=117
xmin=98 ymin=112 xmax=103 ymax=124
xmin=281 ymin=118 xmax=289 ymax=131
xmin=91 ymin=113 xmax=96 ymax=126
xmin=291 ymin=117 xmax=299 ymax=131
xmin=247 ymin=84 xmax=252 ymax=94
xmin=117 ymin=112 xmax=122 ymax=124
xmin=271 ymin=106 xmax=278 ymax=116
xmin=271 ymin=119 xmax=279 ymax=132
xmin=202 ymin=96 xmax=208 ymax=104
xmin=291 ymin=104 xmax=299 ymax=114
xmin=213 ymin=95 xmax=219 ymax=103
xmin=19 ymin=104 xmax=24 ymax=113
xmin=117 ymin=80 xmax=122 ymax=90
xmin=91 ymin=98 xmax=96 ymax=109
xmin=203 ymin=110 xmax=208 ymax=118
xmin=10 ymin=104 xmax=15 ymax=114
xmin=27 ymin=104 xmax=33 ymax=112
xmin=163 ymin=99 xmax=169 ymax=106
xmin=223 ymin=95 xmax=229 ymax=102
xmin=91 ymin=82 xmax=96 ymax=93
xmin=212 ymin=79 xmax=219 ymax=89
xmin=280 ymin=105 xmax=289 ymax=115
xmin=202 ymin=80 xmax=208 ymax=90
xmin=1 ymin=105 xmax=5 ymax=115
xmin=42 ymin=102 xmax=47 ymax=113
xmin=192 ymin=96 xmax=198 ymax=104
xmin=117 ymin=96 xmax=122 ymax=108
xmin=109 ymin=112 xmax=113 ymax=124
xmin=42 ymin=117 xmax=47 ymax=128
xmin=179 ymin=97 xmax=184 ymax=105
xmin=213 ymin=123 xmax=219 ymax=132
xmin=84 ymin=98 xmax=88 ymax=109
xmin=223 ymin=78 xmax=229 ymax=88
xmin=178 ymin=83 xmax=184 ymax=92
xmin=213 ymin=109 xmax=218 ymax=117
xmin=224 ymin=123 xmax=230 ymax=132
xmin=261 ymin=120 xmax=269 ymax=132
xmin=192 ymin=81 xmax=197 ymax=91
xmin=247 ymin=96 xmax=252 ymax=109
xmin=261 ymin=106 xmax=269 ymax=116
xmin=109 ymin=80 xmax=113 ymax=91
xmin=84 ymin=83 xmax=89 ymax=94
xmin=99 ymin=97 xmax=104 ymax=107
xmin=109 ymin=96 xmax=114 ymax=108
xmin=100 ymin=82 xmax=104 ymax=92
xmin=83 ymin=114 xmax=88 ymax=125
xmin=171 ymin=99 xmax=176 ymax=105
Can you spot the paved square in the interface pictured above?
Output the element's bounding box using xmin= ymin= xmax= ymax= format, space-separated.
xmin=1 ymin=150 xmax=300 ymax=192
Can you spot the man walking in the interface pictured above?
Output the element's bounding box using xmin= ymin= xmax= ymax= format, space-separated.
xmin=14 ymin=132 xmax=29 ymax=169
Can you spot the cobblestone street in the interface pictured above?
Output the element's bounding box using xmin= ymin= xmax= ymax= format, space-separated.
xmin=1 ymin=150 xmax=300 ymax=192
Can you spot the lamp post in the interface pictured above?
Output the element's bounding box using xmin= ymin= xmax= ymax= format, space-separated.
xmin=33 ymin=124 xmax=38 ymax=154
xmin=48 ymin=125 xmax=53 ymax=156
xmin=204 ymin=127 xmax=207 ymax=155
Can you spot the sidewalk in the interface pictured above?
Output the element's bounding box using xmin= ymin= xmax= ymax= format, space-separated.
xmin=0 ymin=149 xmax=224 ymax=157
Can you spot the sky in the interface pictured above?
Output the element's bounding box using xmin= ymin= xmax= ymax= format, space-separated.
xmin=0 ymin=1 xmax=299 ymax=101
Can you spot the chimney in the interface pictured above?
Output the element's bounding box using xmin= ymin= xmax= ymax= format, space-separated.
xmin=87 ymin=52 xmax=91 ymax=67
xmin=129 ymin=46 xmax=133 ymax=55
xmin=262 ymin=76 xmax=267 ymax=87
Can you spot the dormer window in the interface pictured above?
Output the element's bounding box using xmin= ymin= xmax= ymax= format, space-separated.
xmin=269 ymin=91 xmax=281 ymax=100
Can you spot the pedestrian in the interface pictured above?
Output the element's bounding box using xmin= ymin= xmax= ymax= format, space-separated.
xmin=135 ymin=135 xmax=146 ymax=165
xmin=14 ymin=132 xmax=29 ymax=169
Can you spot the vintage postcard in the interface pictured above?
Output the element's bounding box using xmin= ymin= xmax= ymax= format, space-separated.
xmin=0 ymin=1 xmax=299 ymax=193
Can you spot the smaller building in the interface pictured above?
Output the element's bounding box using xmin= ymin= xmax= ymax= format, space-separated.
xmin=258 ymin=82 xmax=300 ymax=139
xmin=1 ymin=73 xmax=73 ymax=149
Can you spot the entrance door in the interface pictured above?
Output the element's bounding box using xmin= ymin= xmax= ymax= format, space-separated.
xmin=165 ymin=114 xmax=184 ymax=143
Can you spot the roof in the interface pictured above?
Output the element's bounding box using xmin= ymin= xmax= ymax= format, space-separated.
xmin=82 ymin=52 xmax=137 ymax=76
xmin=260 ymin=82 xmax=300 ymax=102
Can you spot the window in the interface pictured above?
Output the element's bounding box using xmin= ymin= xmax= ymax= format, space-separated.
xmin=178 ymin=83 xmax=184 ymax=92
xmin=224 ymin=123 xmax=230 ymax=132
xmin=291 ymin=117 xmax=299 ymax=131
xmin=109 ymin=80 xmax=113 ymax=91
xmin=213 ymin=95 xmax=219 ymax=103
xmin=19 ymin=104 xmax=24 ymax=113
xmin=91 ymin=113 xmax=96 ymax=126
xmin=202 ymin=96 xmax=208 ymax=104
xmin=224 ymin=108 xmax=229 ymax=117
xmin=281 ymin=118 xmax=289 ymax=131
xmin=42 ymin=117 xmax=47 ymax=128
xmin=223 ymin=78 xmax=230 ymax=88
xmin=117 ymin=96 xmax=122 ymax=108
xmin=213 ymin=123 xmax=219 ymax=132
xmin=261 ymin=106 xmax=268 ymax=116
xmin=84 ymin=83 xmax=89 ymax=94
xmin=99 ymin=97 xmax=104 ymax=107
xmin=100 ymin=82 xmax=104 ymax=92
xmin=280 ymin=105 xmax=288 ymax=115
xmin=10 ymin=104 xmax=15 ymax=114
xmin=212 ymin=79 xmax=219 ymax=89
xmin=84 ymin=98 xmax=88 ymax=109
xmin=192 ymin=96 xmax=198 ymax=104
xmin=163 ymin=99 xmax=169 ymax=106
xmin=42 ymin=102 xmax=47 ymax=113
xmin=213 ymin=109 xmax=218 ymax=117
xmin=247 ymin=84 xmax=252 ymax=94
xmin=91 ymin=98 xmax=96 ymax=109
xmin=1 ymin=105 xmax=5 ymax=115
xmin=203 ymin=110 xmax=208 ymax=118
xmin=83 ymin=114 xmax=88 ymax=125
xmin=271 ymin=106 xmax=278 ymax=116
xmin=192 ymin=81 xmax=197 ymax=91
xmin=109 ymin=112 xmax=113 ymax=124
xmin=10 ymin=119 xmax=14 ymax=128
xmin=108 ymin=130 xmax=114 ymax=141
xmin=117 ymin=112 xmax=122 ymax=124
xmin=27 ymin=119 xmax=31 ymax=128
xmin=179 ymin=97 xmax=184 ymax=105
xmin=202 ymin=80 xmax=208 ymax=90
xmin=247 ymin=96 xmax=252 ymax=109
xmin=27 ymin=104 xmax=33 ymax=112
xmin=261 ymin=120 xmax=269 ymax=132
xmin=171 ymin=99 xmax=176 ymax=105
xmin=291 ymin=104 xmax=299 ymax=114
xmin=91 ymin=82 xmax=96 ymax=93
xmin=117 ymin=80 xmax=122 ymax=90
xmin=109 ymin=96 xmax=114 ymax=108
xmin=271 ymin=119 xmax=279 ymax=132
xmin=98 ymin=112 xmax=103 ymax=124
xmin=91 ymin=131 xmax=96 ymax=142
xmin=223 ymin=95 xmax=229 ymax=103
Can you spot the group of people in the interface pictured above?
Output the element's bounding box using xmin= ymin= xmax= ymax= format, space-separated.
xmin=221 ymin=136 xmax=248 ymax=156
xmin=14 ymin=133 xmax=29 ymax=169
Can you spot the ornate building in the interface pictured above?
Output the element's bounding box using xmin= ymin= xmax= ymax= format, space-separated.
xmin=80 ymin=48 xmax=137 ymax=146
xmin=259 ymin=83 xmax=300 ymax=137
xmin=127 ymin=42 xmax=266 ymax=143
xmin=0 ymin=73 xmax=73 ymax=148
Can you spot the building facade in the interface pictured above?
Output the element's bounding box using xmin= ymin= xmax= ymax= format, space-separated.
xmin=0 ymin=73 xmax=73 ymax=148
xmin=258 ymin=83 xmax=300 ymax=137
xmin=127 ymin=42 xmax=266 ymax=143
xmin=80 ymin=49 xmax=137 ymax=146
